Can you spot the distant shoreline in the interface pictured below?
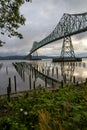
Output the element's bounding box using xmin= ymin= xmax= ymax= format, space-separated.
xmin=0 ymin=55 xmax=87 ymax=60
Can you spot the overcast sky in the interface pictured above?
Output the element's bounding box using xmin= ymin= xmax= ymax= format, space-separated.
xmin=0 ymin=0 xmax=87 ymax=57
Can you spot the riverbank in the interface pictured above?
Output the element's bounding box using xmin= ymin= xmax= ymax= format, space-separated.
xmin=0 ymin=80 xmax=86 ymax=99
xmin=0 ymin=84 xmax=87 ymax=130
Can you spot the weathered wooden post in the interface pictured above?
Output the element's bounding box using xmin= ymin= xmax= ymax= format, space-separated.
xmin=45 ymin=67 xmax=46 ymax=75
xmin=29 ymin=75 xmax=31 ymax=90
xmin=20 ymin=68 xmax=22 ymax=78
xmin=48 ymin=67 xmax=50 ymax=76
xmin=85 ymin=78 xmax=87 ymax=84
xmin=52 ymin=67 xmax=54 ymax=76
xmin=37 ymin=64 xmax=38 ymax=70
xmin=23 ymin=70 xmax=25 ymax=82
xmin=7 ymin=77 xmax=11 ymax=102
xmin=64 ymin=74 xmax=66 ymax=83
xmin=6 ymin=66 xmax=8 ymax=75
xmin=34 ymin=70 xmax=36 ymax=80
xmin=47 ymin=68 xmax=49 ymax=76
xmin=61 ymin=80 xmax=63 ymax=88
xmin=32 ymin=68 xmax=33 ymax=78
xmin=76 ymin=81 xmax=79 ymax=86
xmin=45 ymin=77 xmax=47 ymax=87
xmin=14 ymin=76 xmax=17 ymax=92
xmin=33 ymin=81 xmax=35 ymax=89
xmin=56 ymin=67 xmax=58 ymax=79
xmin=73 ymin=76 xmax=75 ymax=84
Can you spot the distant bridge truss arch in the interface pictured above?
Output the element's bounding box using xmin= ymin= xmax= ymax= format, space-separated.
xmin=28 ymin=12 xmax=87 ymax=59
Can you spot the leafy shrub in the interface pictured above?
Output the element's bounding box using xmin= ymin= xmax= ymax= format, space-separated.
xmin=0 ymin=85 xmax=87 ymax=130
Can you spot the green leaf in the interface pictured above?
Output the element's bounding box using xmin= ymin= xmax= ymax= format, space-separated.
xmin=72 ymin=114 xmax=81 ymax=122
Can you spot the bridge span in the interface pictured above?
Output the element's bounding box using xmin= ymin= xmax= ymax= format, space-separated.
xmin=27 ymin=12 xmax=87 ymax=59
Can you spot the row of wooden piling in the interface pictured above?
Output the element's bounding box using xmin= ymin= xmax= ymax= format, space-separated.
xmin=14 ymin=62 xmax=87 ymax=86
xmin=7 ymin=74 xmax=36 ymax=101
xmin=7 ymin=74 xmax=87 ymax=101
xmin=35 ymin=65 xmax=59 ymax=78
xmin=7 ymin=70 xmax=59 ymax=101
xmin=7 ymin=62 xmax=87 ymax=101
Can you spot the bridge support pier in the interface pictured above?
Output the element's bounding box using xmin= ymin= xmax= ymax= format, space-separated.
xmin=32 ymin=51 xmax=39 ymax=60
xmin=25 ymin=54 xmax=32 ymax=60
xmin=29 ymin=54 xmax=32 ymax=60
xmin=60 ymin=36 xmax=75 ymax=58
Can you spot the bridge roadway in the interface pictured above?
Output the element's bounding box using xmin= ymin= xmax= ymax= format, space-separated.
xmin=29 ymin=12 xmax=87 ymax=55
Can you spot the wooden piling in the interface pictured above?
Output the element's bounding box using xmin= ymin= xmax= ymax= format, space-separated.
xmin=45 ymin=67 xmax=46 ymax=75
xmin=61 ymin=80 xmax=63 ymax=88
xmin=45 ymin=77 xmax=47 ymax=87
xmin=76 ymin=81 xmax=79 ymax=86
xmin=8 ymin=77 xmax=11 ymax=91
xmin=33 ymin=81 xmax=35 ymax=89
xmin=23 ymin=70 xmax=25 ymax=82
xmin=63 ymin=74 xmax=66 ymax=83
xmin=56 ymin=67 xmax=58 ymax=78
xmin=32 ymin=68 xmax=33 ymax=78
xmin=73 ymin=76 xmax=75 ymax=84
xmin=85 ymin=78 xmax=87 ymax=84
xmin=47 ymin=69 xmax=49 ymax=76
xmin=7 ymin=77 xmax=11 ymax=102
xmin=34 ymin=70 xmax=36 ymax=80
xmin=29 ymin=75 xmax=31 ymax=90
xmin=14 ymin=76 xmax=17 ymax=92
xmin=6 ymin=66 xmax=8 ymax=75
xmin=52 ymin=67 xmax=54 ymax=76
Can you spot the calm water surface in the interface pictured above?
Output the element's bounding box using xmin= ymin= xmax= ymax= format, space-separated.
xmin=0 ymin=59 xmax=87 ymax=95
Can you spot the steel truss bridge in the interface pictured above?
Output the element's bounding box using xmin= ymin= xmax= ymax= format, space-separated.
xmin=27 ymin=12 xmax=87 ymax=59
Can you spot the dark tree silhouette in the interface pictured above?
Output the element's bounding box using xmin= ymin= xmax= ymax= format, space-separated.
xmin=0 ymin=0 xmax=32 ymax=45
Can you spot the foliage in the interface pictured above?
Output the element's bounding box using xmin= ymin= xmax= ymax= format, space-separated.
xmin=0 ymin=85 xmax=87 ymax=130
xmin=0 ymin=116 xmax=27 ymax=130
xmin=0 ymin=0 xmax=31 ymax=45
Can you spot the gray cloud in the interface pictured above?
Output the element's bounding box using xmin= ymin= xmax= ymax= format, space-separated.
xmin=0 ymin=0 xmax=87 ymax=56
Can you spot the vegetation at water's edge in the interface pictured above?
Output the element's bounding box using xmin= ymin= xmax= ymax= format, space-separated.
xmin=0 ymin=84 xmax=87 ymax=130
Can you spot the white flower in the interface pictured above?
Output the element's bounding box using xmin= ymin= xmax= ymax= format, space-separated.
xmin=20 ymin=108 xmax=23 ymax=112
xmin=24 ymin=111 xmax=28 ymax=115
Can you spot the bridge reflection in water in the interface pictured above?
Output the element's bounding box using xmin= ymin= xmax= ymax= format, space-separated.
xmin=61 ymin=62 xmax=75 ymax=83
xmin=13 ymin=60 xmax=87 ymax=90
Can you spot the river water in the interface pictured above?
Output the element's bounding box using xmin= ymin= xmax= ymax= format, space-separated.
xmin=0 ymin=59 xmax=87 ymax=95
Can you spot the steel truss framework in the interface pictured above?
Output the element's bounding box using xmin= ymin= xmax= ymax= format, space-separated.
xmin=25 ymin=51 xmax=38 ymax=60
xmin=29 ymin=12 xmax=87 ymax=58
xmin=60 ymin=36 xmax=75 ymax=58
